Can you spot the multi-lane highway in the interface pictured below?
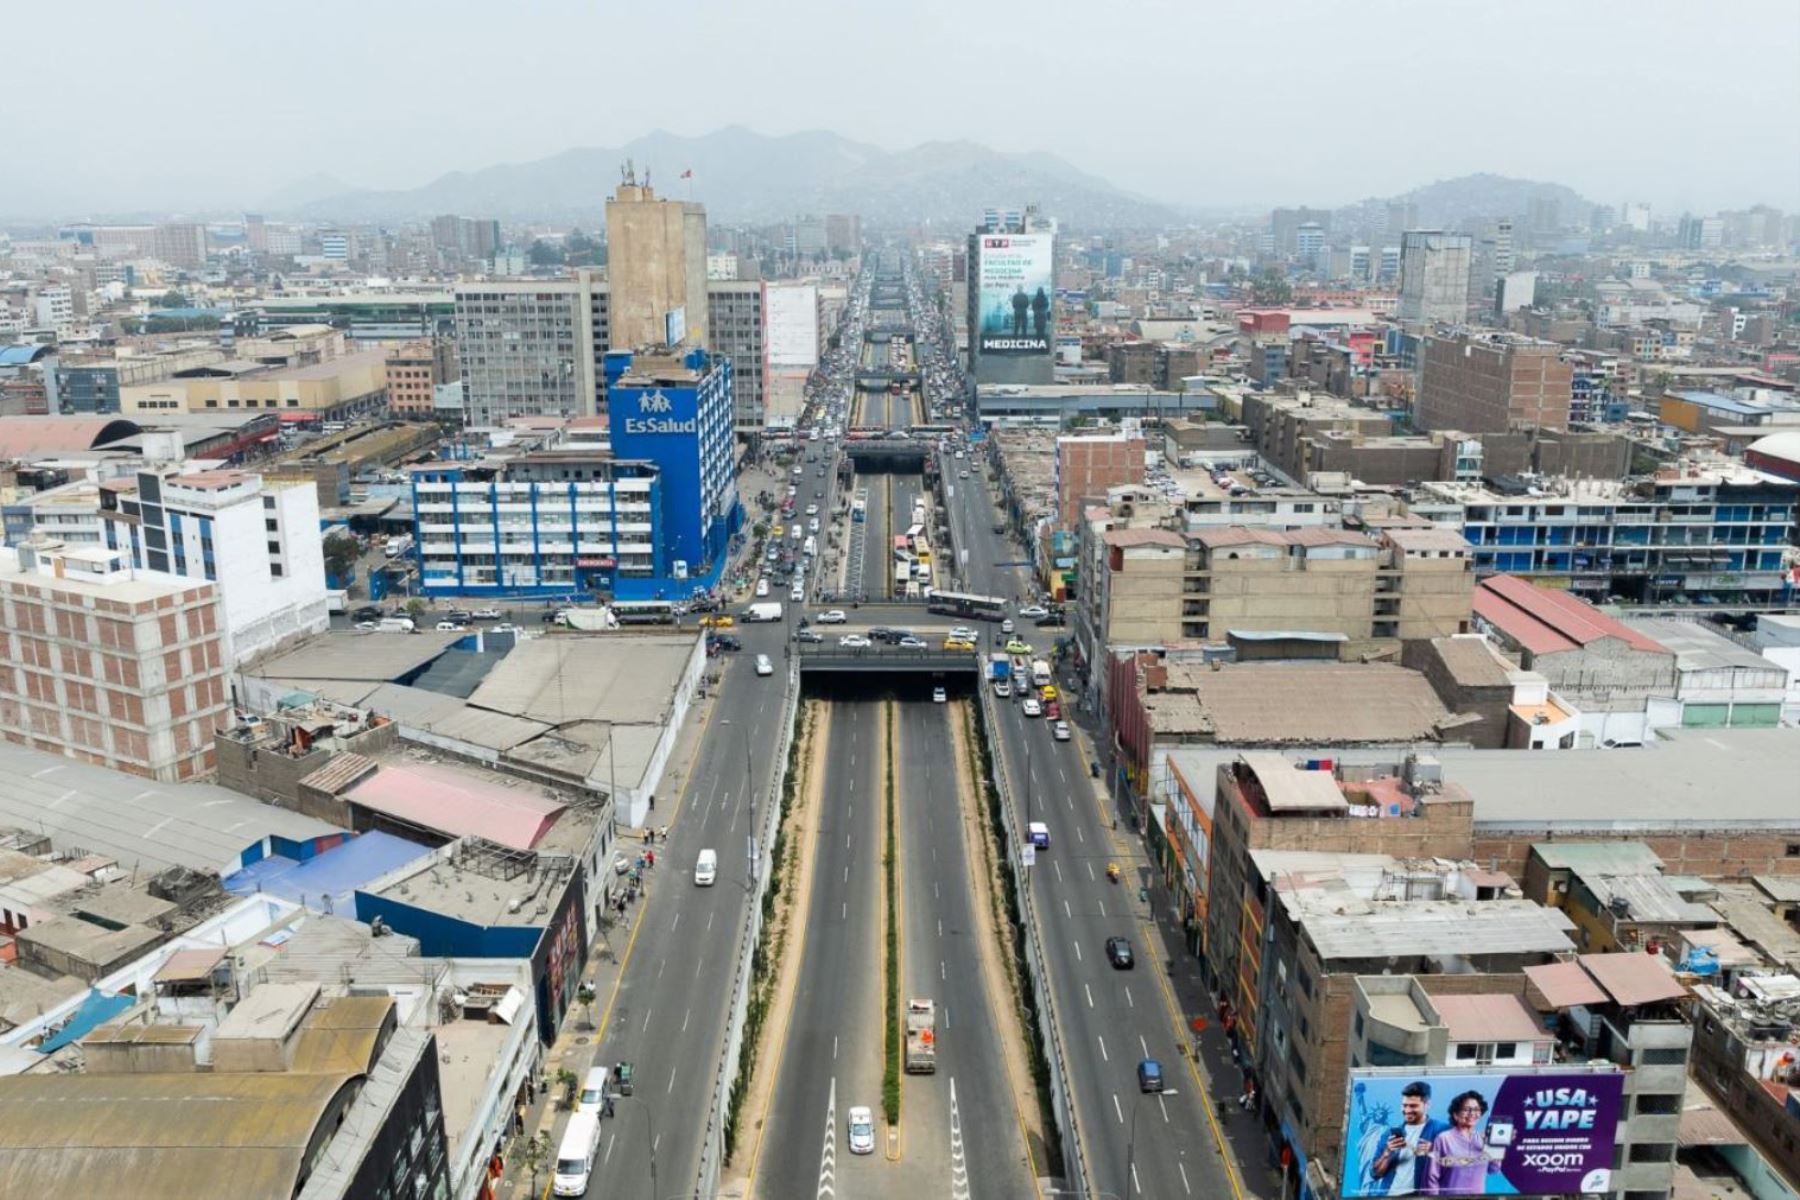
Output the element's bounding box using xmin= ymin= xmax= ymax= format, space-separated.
xmin=751 ymin=698 xmax=888 ymax=1200
xmin=940 ymin=439 xmax=1240 ymax=1200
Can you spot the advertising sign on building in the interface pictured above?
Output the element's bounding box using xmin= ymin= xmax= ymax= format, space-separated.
xmin=977 ymin=233 xmax=1054 ymax=356
xmin=664 ymin=306 xmax=687 ymax=347
xmin=766 ymin=283 xmax=822 ymax=367
xmin=1339 ymin=1069 xmax=1623 ymax=1198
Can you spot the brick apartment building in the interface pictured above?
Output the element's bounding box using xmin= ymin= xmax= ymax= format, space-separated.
xmin=1055 ymin=431 xmax=1146 ymax=528
xmin=1416 ymin=333 xmax=1573 ymax=433
xmin=0 ymin=542 xmax=229 ymax=781
xmin=383 ymin=339 xmax=457 ymax=417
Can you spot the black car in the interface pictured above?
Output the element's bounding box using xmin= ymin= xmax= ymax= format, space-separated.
xmin=1035 ymin=614 xmax=1066 ymax=628
xmin=448 ymin=609 xmax=473 ymax=623
xmin=707 ymin=633 xmax=742 ymax=651
xmin=1105 ymin=936 xmax=1134 ymax=969
xmin=351 ymin=606 xmax=385 ymax=623
xmin=866 ymin=627 xmax=895 ymax=643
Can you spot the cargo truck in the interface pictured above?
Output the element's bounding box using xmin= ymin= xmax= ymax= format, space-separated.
xmin=904 ymin=998 xmax=937 ymax=1074
xmin=988 ymin=653 xmax=1011 ymax=684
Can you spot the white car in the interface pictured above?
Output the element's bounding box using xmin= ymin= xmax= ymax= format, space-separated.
xmin=755 ymin=579 xmax=770 ymax=597
xmin=948 ymin=626 xmax=976 ymax=642
xmin=808 ymin=518 xmax=820 ymax=534
xmin=805 ymin=503 xmax=819 ymax=516
xmin=839 ymin=634 xmax=872 ymax=648
xmin=1017 ymin=605 xmax=1049 ymax=620
xmin=994 ymin=681 xmax=1012 ymax=698
xmin=1022 ymin=696 xmax=1042 ymax=717
xmin=1001 ymin=618 xmax=1015 ymax=634
xmin=435 ymin=621 xmax=464 ymax=631
xmin=848 ymin=1106 xmax=875 ymax=1155
xmin=815 ymin=610 xmax=848 ymax=624
xmin=755 ymin=654 xmax=774 ymax=677
xmin=932 ymin=687 xmax=947 ymax=703
xmin=790 ymin=586 xmax=805 ymax=602
xmin=472 ymin=607 xmax=502 ymax=620
xmin=1053 ymin=720 xmax=1072 ymax=741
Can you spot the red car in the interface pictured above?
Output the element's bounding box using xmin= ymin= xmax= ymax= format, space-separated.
xmin=1044 ymin=699 xmax=1061 ymax=721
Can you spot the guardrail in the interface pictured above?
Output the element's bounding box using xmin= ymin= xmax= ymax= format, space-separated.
xmin=976 ymin=684 xmax=1092 ymax=1198
xmin=693 ymin=660 xmax=802 ymax=1198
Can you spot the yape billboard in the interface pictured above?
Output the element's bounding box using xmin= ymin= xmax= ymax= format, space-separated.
xmin=977 ymin=233 xmax=1054 ymax=355
xmin=1340 ymin=1069 xmax=1623 ymax=1197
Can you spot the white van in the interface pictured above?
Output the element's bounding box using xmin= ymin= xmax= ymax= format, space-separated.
xmin=695 ymin=848 xmax=718 ymax=886
xmin=576 ymin=1065 xmax=611 ymax=1115
xmin=553 ymin=1110 xmax=602 ymax=1196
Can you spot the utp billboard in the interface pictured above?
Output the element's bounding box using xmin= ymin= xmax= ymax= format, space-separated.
xmin=1340 ymin=1069 xmax=1623 ymax=1197
xmin=977 ymin=233 xmax=1054 ymax=356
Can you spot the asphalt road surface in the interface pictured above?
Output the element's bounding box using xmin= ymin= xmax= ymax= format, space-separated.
xmin=943 ymin=449 xmax=1236 ymax=1200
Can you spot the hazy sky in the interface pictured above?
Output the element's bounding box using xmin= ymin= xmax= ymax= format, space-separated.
xmin=8 ymin=0 xmax=1797 ymax=218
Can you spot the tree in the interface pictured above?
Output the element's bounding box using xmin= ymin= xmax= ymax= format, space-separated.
xmin=1250 ymin=270 xmax=1292 ymax=305
xmin=157 ymin=289 xmax=187 ymax=309
xmin=405 ymin=597 xmax=426 ymax=623
xmin=528 ymin=240 xmax=564 ymax=267
xmin=578 ymin=981 xmax=597 ymax=1030
xmin=322 ymin=535 xmax=359 ymax=586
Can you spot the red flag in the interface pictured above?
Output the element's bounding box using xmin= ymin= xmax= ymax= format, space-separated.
xmin=680 ymin=169 xmax=693 ymax=179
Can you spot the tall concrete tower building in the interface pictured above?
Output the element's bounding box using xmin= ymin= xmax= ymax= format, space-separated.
xmin=1397 ymin=230 xmax=1473 ymax=324
xmin=606 ymin=170 xmax=709 ymax=351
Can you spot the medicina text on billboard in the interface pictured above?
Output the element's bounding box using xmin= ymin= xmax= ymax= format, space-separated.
xmin=1339 ymin=1068 xmax=1623 ymax=1197
xmin=977 ymin=233 xmax=1054 ymax=355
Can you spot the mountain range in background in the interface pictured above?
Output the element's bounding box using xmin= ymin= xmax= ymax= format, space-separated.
xmin=283 ymin=126 xmax=1180 ymax=229
xmin=271 ymin=127 xmax=1593 ymax=235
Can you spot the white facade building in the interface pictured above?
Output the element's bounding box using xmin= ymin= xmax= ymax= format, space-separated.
xmin=1397 ymin=230 xmax=1472 ymax=323
xmin=101 ymin=469 xmax=329 ymax=664
xmin=765 ymin=282 xmax=824 ymax=367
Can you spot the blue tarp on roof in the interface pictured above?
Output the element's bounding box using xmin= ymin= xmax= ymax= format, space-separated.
xmin=0 ymin=345 xmax=54 ymax=366
xmin=36 ymin=989 xmax=133 ymax=1054
xmin=224 ymin=830 xmax=431 ymax=918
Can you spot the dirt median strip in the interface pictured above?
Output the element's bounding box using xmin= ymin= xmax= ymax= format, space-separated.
xmin=951 ymin=698 xmax=1049 ymax=1177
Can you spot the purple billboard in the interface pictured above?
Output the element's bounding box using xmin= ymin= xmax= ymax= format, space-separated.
xmin=1340 ymin=1069 xmax=1624 ymax=1197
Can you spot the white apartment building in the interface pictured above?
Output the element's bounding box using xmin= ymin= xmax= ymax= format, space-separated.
xmin=99 ymin=468 xmax=329 ymax=664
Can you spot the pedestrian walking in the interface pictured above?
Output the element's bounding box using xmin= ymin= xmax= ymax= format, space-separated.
xmin=647 ymin=849 xmax=656 ymax=869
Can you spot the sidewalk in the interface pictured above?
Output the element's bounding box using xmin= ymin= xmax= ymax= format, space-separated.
xmin=494 ymin=668 xmax=723 ymax=1199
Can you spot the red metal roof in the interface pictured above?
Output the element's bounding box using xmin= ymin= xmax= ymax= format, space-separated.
xmin=1474 ymin=575 xmax=1669 ymax=657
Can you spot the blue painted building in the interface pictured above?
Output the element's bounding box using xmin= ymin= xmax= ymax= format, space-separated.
xmin=410 ymin=347 xmax=742 ymax=601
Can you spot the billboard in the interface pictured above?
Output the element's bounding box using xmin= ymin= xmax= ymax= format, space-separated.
xmin=977 ymin=233 xmax=1054 ymax=356
xmin=1340 ymin=1069 xmax=1623 ymax=1198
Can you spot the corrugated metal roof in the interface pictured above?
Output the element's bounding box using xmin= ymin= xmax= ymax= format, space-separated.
xmin=0 ymin=741 xmax=340 ymax=876
xmin=297 ymin=751 xmax=379 ymax=797
xmin=1475 ymin=575 xmax=1668 ymax=657
xmin=344 ymin=762 xmax=565 ymax=851
xmin=466 ymin=635 xmax=696 ymax=726
xmin=0 ymin=1071 xmax=354 ymax=1196
xmin=1524 ymin=960 xmax=1609 ymax=1008
xmin=1239 ymin=753 xmax=1348 ymax=812
xmin=1432 ymin=993 xmax=1549 ymax=1043
xmin=1578 ymin=952 xmax=1688 ymax=1006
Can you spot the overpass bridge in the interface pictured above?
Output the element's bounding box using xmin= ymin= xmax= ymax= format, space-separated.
xmin=842 ymin=438 xmax=930 ymax=468
xmin=797 ymin=645 xmax=982 ymax=675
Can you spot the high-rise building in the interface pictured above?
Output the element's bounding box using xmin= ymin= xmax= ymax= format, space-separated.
xmin=430 ymin=214 xmax=501 ymax=261
xmin=604 ymin=348 xmax=740 ymax=578
xmin=1678 ymin=215 xmax=1724 ymax=250
xmin=319 ymin=230 xmax=350 ymax=261
xmin=454 ymin=274 xmax=603 ymax=425
xmin=1416 ymin=332 xmax=1572 ymax=433
xmin=1270 ymin=207 xmax=1332 ymax=256
xmin=792 ymin=215 xmax=828 ymax=258
xmin=244 ymin=213 xmax=268 ymax=252
xmin=152 ymin=223 xmax=206 ymax=269
xmin=0 ymin=541 xmax=230 ymax=782
xmin=1385 ymin=200 xmax=1419 ymax=238
xmin=967 ymin=204 xmax=1056 ymax=387
xmin=1527 ymin=195 xmax=1561 ymax=234
xmin=605 ymin=177 xmax=708 ymax=351
xmin=1397 ymin=231 xmax=1473 ymax=323
xmin=1294 ymin=222 xmax=1325 ymax=266
xmin=824 ymin=213 xmax=861 ymax=254
xmin=707 ymin=282 xmax=767 ymax=432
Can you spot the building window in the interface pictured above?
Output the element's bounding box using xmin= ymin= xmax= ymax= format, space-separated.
xmin=1641 ymin=1047 xmax=1688 ymax=1066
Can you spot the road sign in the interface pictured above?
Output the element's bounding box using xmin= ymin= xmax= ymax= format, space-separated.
xmin=1021 ymin=844 xmax=1036 ymax=868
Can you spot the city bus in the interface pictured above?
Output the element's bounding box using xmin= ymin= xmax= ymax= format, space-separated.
xmin=609 ymin=600 xmax=678 ymax=625
xmin=924 ymin=589 xmax=1007 ymax=621
xmin=892 ymin=535 xmax=911 ymax=561
xmin=912 ymin=535 xmax=931 ymax=561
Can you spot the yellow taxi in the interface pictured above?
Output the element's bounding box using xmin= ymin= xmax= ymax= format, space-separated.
xmin=942 ymin=638 xmax=977 ymax=652
xmin=1040 ymin=684 xmax=1058 ymax=701
xmin=771 ymin=525 xmax=784 ymax=538
xmin=701 ymin=614 xmax=735 ymax=629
